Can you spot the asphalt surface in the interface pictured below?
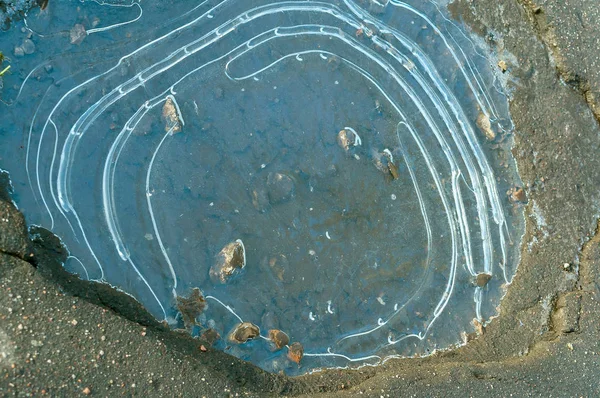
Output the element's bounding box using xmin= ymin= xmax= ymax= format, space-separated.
xmin=1 ymin=0 xmax=600 ymax=396
xmin=531 ymin=0 xmax=600 ymax=120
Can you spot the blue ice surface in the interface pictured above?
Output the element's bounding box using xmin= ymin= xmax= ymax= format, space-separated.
xmin=0 ymin=0 xmax=523 ymax=375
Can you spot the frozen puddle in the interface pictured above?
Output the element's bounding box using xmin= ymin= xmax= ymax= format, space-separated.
xmin=5 ymin=0 xmax=524 ymax=375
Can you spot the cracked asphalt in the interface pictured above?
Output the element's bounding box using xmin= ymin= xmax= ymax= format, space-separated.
xmin=1 ymin=0 xmax=600 ymax=396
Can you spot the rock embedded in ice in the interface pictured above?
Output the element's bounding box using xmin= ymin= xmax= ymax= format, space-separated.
xmin=287 ymin=342 xmax=304 ymax=364
xmin=209 ymin=240 xmax=246 ymax=284
xmin=229 ymin=322 xmax=260 ymax=344
xmin=268 ymin=329 xmax=289 ymax=350
xmin=176 ymin=288 xmax=207 ymax=328
xmin=70 ymin=24 xmax=87 ymax=45
xmin=266 ymin=172 xmax=295 ymax=204
xmin=162 ymin=97 xmax=182 ymax=134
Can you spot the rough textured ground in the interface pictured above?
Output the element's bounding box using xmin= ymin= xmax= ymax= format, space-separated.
xmin=528 ymin=0 xmax=600 ymax=120
xmin=1 ymin=0 xmax=600 ymax=396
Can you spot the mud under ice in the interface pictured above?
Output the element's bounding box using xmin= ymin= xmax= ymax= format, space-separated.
xmin=0 ymin=0 xmax=524 ymax=375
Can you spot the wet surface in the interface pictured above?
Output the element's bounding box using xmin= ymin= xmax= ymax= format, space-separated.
xmin=0 ymin=0 xmax=523 ymax=374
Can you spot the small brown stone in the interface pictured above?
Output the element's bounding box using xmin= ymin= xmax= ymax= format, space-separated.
xmin=509 ymin=187 xmax=526 ymax=203
xmin=498 ymin=60 xmax=508 ymax=73
xmin=268 ymin=329 xmax=290 ymax=350
xmin=382 ymin=150 xmax=399 ymax=180
xmin=199 ymin=345 xmax=207 ymax=352
xmin=472 ymin=318 xmax=485 ymax=335
xmin=388 ymin=161 xmax=399 ymax=180
xmin=475 ymin=273 xmax=492 ymax=287
xmin=476 ymin=112 xmax=496 ymax=140
xmin=229 ymin=322 xmax=260 ymax=344
xmin=82 ymin=387 xmax=91 ymax=395
xmin=176 ymin=288 xmax=207 ymax=328
xmin=162 ymin=97 xmax=182 ymax=133
xmin=209 ymin=240 xmax=246 ymax=284
xmin=287 ymin=342 xmax=304 ymax=364
xmin=337 ymin=129 xmax=355 ymax=151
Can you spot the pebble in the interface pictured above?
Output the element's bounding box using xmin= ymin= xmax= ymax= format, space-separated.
xmin=472 ymin=319 xmax=485 ymax=335
xmin=476 ymin=112 xmax=496 ymax=140
xmin=475 ymin=273 xmax=493 ymax=287
xmin=508 ymin=186 xmax=526 ymax=203
xmin=209 ymin=240 xmax=246 ymax=284
xmin=70 ymin=24 xmax=87 ymax=45
xmin=287 ymin=342 xmax=304 ymax=364
xmin=266 ymin=172 xmax=295 ymax=204
xmin=498 ymin=60 xmax=508 ymax=72
xmin=176 ymin=288 xmax=207 ymax=328
xmin=228 ymin=322 xmax=260 ymax=343
xmin=268 ymin=329 xmax=289 ymax=350
xmin=21 ymin=39 xmax=35 ymax=55
xmin=382 ymin=150 xmax=399 ymax=180
xmin=162 ymin=97 xmax=182 ymax=133
xmin=337 ymin=128 xmax=358 ymax=151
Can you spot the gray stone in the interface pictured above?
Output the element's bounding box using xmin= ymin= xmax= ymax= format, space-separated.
xmin=70 ymin=24 xmax=87 ymax=45
xmin=13 ymin=46 xmax=24 ymax=57
xmin=266 ymin=172 xmax=295 ymax=204
xmin=21 ymin=39 xmax=35 ymax=55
